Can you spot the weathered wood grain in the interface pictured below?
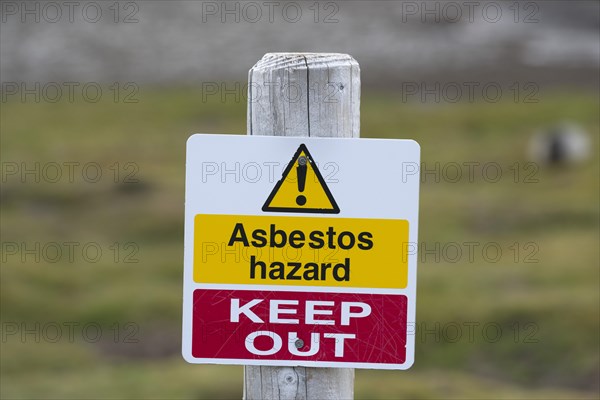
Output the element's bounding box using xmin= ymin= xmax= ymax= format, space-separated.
xmin=244 ymin=52 xmax=360 ymax=400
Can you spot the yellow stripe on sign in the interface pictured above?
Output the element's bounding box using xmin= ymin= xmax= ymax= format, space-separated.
xmin=193 ymin=214 xmax=409 ymax=289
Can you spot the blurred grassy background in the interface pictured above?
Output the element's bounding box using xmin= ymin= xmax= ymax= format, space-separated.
xmin=1 ymin=87 xmax=598 ymax=399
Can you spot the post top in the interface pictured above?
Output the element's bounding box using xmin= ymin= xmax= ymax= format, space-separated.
xmin=252 ymin=53 xmax=359 ymax=72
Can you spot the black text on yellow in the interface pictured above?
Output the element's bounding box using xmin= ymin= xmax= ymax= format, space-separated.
xmin=227 ymin=223 xmax=376 ymax=283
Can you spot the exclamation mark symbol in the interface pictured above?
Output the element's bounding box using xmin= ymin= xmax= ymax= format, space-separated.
xmin=296 ymin=156 xmax=307 ymax=206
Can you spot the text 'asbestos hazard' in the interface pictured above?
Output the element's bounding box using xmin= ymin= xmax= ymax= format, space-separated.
xmin=193 ymin=214 xmax=409 ymax=289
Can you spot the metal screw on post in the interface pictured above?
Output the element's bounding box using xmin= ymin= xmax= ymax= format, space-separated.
xmin=244 ymin=53 xmax=360 ymax=400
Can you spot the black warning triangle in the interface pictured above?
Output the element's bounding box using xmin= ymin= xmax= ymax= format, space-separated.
xmin=262 ymin=144 xmax=340 ymax=214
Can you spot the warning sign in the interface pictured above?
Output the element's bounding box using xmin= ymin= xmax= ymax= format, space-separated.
xmin=193 ymin=214 xmax=409 ymax=288
xmin=183 ymin=134 xmax=420 ymax=370
xmin=191 ymin=289 xmax=408 ymax=366
xmin=262 ymin=144 xmax=340 ymax=214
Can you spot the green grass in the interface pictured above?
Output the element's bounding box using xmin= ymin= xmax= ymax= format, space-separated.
xmin=1 ymin=87 xmax=599 ymax=399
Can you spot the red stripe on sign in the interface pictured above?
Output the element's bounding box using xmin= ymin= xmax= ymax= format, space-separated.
xmin=192 ymin=289 xmax=407 ymax=364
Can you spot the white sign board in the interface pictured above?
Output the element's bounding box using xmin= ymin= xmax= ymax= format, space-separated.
xmin=183 ymin=134 xmax=420 ymax=369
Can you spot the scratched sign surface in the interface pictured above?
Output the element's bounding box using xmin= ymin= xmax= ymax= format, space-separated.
xmin=182 ymin=134 xmax=420 ymax=369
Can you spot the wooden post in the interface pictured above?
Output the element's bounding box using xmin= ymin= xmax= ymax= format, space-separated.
xmin=244 ymin=53 xmax=360 ymax=399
